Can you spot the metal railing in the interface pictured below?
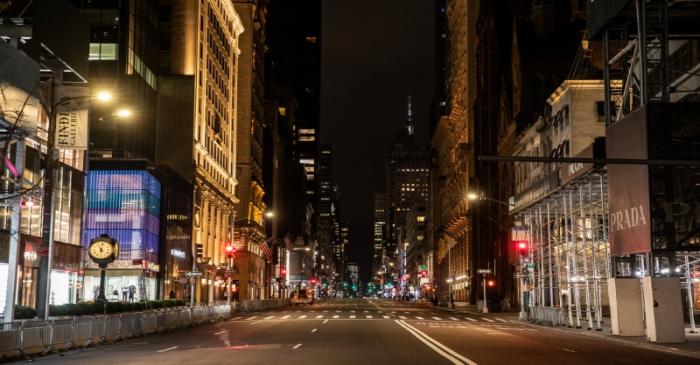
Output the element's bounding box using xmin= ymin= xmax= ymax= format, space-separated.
xmin=0 ymin=304 xmax=231 ymax=361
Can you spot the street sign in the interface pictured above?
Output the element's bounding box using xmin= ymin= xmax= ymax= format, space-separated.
xmin=419 ymin=264 xmax=428 ymax=271
xmin=185 ymin=271 xmax=203 ymax=277
xmin=477 ymin=269 xmax=492 ymax=274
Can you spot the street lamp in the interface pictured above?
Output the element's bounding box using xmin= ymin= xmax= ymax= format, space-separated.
xmin=37 ymin=90 xmax=119 ymax=319
xmin=264 ymin=211 xmax=275 ymax=219
xmin=114 ymin=108 xmax=132 ymax=118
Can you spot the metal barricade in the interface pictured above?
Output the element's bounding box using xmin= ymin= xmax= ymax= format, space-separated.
xmin=0 ymin=322 xmax=21 ymax=355
xmin=20 ymin=320 xmax=51 ymax=355
xmin=179 ymin=308 xmax=192 ymax=327
xmin=72 ymin=317 xmax=93 ymax=348
xmin=91 ymin=316 xmax=106 ymax=343
xmin=141 ymin=312 xmax=157 ymax=335
xmin=165 ymin=310 xmax=179 ymax=330
xmin=49 ymin=318 xmax=74 ymax=351
xmin=103 ymin=315 xmax=121 ymax=342
xmin=192 ymin=307 xmax=204 ymax=324
xmin=119 ymin=313 xmax=135 ymax=339
xmin=155 ymin=310 xmax=168 ymax=332
xmin=131 ymin=312 xmax=144 ymax=337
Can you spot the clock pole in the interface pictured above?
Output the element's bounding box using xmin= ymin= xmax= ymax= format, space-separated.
xmin=98 ymin=263 xmax=107 ymax=300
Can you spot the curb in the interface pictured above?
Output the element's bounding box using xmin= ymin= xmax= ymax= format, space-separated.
xmin=519 ymin=320 xmax=700 ymax=360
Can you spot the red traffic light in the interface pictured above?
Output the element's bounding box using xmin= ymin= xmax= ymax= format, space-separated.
xmin=487 ymin=279 xmax=496 ymax=287
xmin=420 ymin=270 xmax=428 ymax=277
xmin=281 ymin=268 xmax=286 ymax=275
xmin=225 ymin=244 xmax=236 ymax=257
xmin=515 ymin=240 xmax=528 ymax=252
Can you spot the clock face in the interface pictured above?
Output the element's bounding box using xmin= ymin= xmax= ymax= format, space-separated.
xmin=89 ymin=239 xmax=114 ymax=261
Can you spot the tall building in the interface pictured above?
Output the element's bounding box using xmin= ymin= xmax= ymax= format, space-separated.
xmin=431 ymin=0 xmax=478 ymax=305
xmin=372 ymin=193 xmax=388 ymax=273
xmin=315 ymin=145 xmax=335 ymax=286
xmin=156 ymin=0 xmax=244 ymax=303
xmin=231 ymin=0 xmax=271 ymax=301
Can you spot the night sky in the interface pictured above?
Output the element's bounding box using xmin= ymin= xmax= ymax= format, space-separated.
xmin=321 ymin=0 xmax=435 ymax=281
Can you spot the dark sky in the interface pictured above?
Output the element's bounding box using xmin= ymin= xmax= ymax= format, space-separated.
xmin=321 ymin=0 xmax=435 ymax=281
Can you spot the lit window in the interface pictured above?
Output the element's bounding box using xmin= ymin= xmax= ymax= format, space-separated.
xmin=417 ymin=216 xmax=425 ymax=222
xmin=89 ymin=43 xmax=117 ymax=60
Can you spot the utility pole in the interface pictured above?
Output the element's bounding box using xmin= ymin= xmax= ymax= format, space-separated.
xmin=3 ymin=139 xmax=25 ymax=322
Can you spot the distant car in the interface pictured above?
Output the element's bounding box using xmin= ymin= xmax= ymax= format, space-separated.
xmin=290 ymin=289 xmax=314 ymax=305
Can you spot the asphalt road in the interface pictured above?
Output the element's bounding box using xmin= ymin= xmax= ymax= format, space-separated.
xmin=17 ymin=299 xmax=698 ymax=365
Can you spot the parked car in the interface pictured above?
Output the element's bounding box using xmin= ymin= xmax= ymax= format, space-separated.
xmin=290 ymin=289 xmax=314 ymax=305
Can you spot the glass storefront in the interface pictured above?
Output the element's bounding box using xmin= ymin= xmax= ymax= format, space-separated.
xmin=49 ymin=269 xmax=78 ymax=305
xmin=82 ymin=273 xmax=157 ymax=302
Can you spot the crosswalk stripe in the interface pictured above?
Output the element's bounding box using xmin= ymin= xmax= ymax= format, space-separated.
xmin=350 ymin=315 xmax=356 ymax=319
xmin=383 ymin=316 xmax=390 ymax=319
xmin=333 ymin=315 xmax=340 ymax=319
xmin=247 ymin=316 xmax=258 ymax=320
xmin=404 ymin=312 xmax=410 ymax=314
xmin=315 ymin=315 xmax=323 ymax=319
xmin=399 ymin=316 xmax=407 ymax=319
xmin=482 ymin=318 xmax=495 ymax=322
xmin=351 ymin=310 xmax=356 ymax=313
xmin=299 ymin=315 xmax=307 ymax=319
xmin=281 ymin=315 xmax=290 ymax=319
xmin=364 ymin=310 xmax=369 ymax=313
xmin=465 ymin=317 xmax=477 ymax=322
xmin=264 ymin=316 xmax=275 ymax=320
xmin=496 ymin=318 xmax=508 ymax=323
xmin=323 ymin=310 xmax=328 ymax=313
xmin=366 ymin=315 xmax=373 ymax=319
xmin=432 ymin=317 xmax=442 ymax=321
xmin=232 ymin=317 xmax=243 ymax=320
xmin=336 ymin=310 xmax=341 ymax=313
xmin=416 ymin=316 xmax=424 ymax=320
xmin=449 ymin=317 xmax=459 ymax=321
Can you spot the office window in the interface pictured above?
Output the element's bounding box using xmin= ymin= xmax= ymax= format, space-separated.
xmin=89 ymin=43 xmax=117 ymax=60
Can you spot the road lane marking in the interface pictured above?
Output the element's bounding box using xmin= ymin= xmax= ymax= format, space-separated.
xmin=293 ymin=343 xmax=303 ymax=350
xmin=232 ymin=316 xmax=243 ymax=320
xmin=247 ymin=316 xmax=258 ymax=320
xmin=383 ymin=316 xmax=390 ymax=319
xmin=366 ymin=315 xmax=373 ymax=319
xmin=323 ymin=310 xmax=328 ymax=313
xmin=250 ymin=321 xmax=262 ymax=325
xmin=432 ymin=317 xmax=442 ymax=321
xmin=464 ymin=317 xmax=477 ymax=322
xmin=495 ymin=318 xmax=508 ymax=323
xmin=395 ymin=320 xmax=476 ymax=365
xmin=315 ymin=315 xmax=324 ymax=319
xmin=333 ymin=315 xmax=339 ymax=319
xmin=416 ymin=316 xmax=424 ymax=320
xmin=350 ymin=315 xmax=356 ymax=319
xmin=311 ymin=328 xmax=317 ymax=333
xmin=323 ymin=319 xmax=329 ymax=324
xmin=299 ymin=315 xmax=307 ymax=319
xmin=399 ymin=316 xmax=407 ymax=319
xmin=449 ymin=317 xmax=459 ymax=321
xmin=264 ymin=316 xmax=275 ymax=320
xmin=481 ymin=318 xmax=495 ymax=323
xmin=214 ymin=330 xmax=227 ymax=335
xmin=364 ymin=310 xmax=369 ymax=313
xmin=157 ymin=346 xmax=178 ymax=353
xmin=281 ymin=315 xmax=291 ymax=319
xmin=351 ymin=310 xmax=356 ymax=313
xmin=558 ymin=347 xmax=576 ymax=353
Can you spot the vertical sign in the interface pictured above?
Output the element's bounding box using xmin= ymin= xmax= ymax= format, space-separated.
xmin=606 ymin=107 xmax=652 ymax=256
xmin=55 ymin=86 xmax=89 ymax=149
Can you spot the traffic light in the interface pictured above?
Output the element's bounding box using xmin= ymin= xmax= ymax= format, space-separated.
xmin=420 ymin=270 xmax=428 ymax=277
xmin=514 ymin=240 xmax=528 ymax=255
xmin=194 ymin=243 xmax=203 ymax=261
xmin=487 ymin=279 xmax=496 ymax=288
xmin=280 ymin=268 xmax=286 ymax=275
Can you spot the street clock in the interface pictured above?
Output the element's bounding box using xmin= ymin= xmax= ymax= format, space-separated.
xmin=88 ymin=235 xmax=119 ymax=264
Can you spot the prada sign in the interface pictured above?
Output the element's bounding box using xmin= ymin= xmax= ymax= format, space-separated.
xmin=606 ymin=108 xmax=651 ymax=256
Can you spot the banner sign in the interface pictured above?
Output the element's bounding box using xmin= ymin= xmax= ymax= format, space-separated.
xmin=606 ymin=108 xmax=651 ymax=256
xmin=55 ymin=86 xmax=89 ymax=149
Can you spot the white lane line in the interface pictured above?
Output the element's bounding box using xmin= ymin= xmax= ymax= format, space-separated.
xmin=232 ymin=316 xmax=243 ymax=320
xmin=311 ymin=328 xmax=318 ymax=333
xmin=383 ymin=316 xmax=390 ymax=319
xmin=264 ymin=316 xmax=275 ymax=320
xmin=250 ymin=321 xmax=262 ymax=325
xmin=323 ymin=310 xmax=328 ymax=313
xmin=464 ymin=317 xmax=477 ymax=322
xmin=349 ymin=315 xmax=356 ymax=319
xmin=247 ymin=316 xmax=259 ymax=320
xmin=323 ymin=319 xmax=329 ymax=324
xmin=404 ymin=312 xmax=410 ymax=314
xmin=351 ymin=310 xmax=356 ymax=313
xmin=336 ymin=310 xmax=341 ymax=313
xmin=432 ymin=317 xmax=442 ymax=321
xmin=395 ymin=320 xmax=476 ymax=365
xmin=481 ymin=318 xmax=495 ymax=323
xmin=157 ymin=346 xmax=178 ymax=353
xmin=495 ymin=318 xmax=508 ymax=323
xmin=315 ymin=315 xmax=324 ymax=319
xmin=333 ymin=315 xmax=340 ymax=319
xmin=366 ymin=315 xmax=373 ymax=319
xmin=399 ymin=316 xmax=408 ymax=319
xmin=364 ymin=310 xmax=369 ymax=313
xmin=281 ymin=315 xmax=291 ymax=319
xmin=558 ymin=347 xmax=576 ymax=353
xmin=214 ymin=330 xmax=226 ymax=335
xmin=292 ymin=343 xmax=303 ymax=350
xmin=416 ymin=316 xmax=424 ymax=320
xmin=449 ymin=317 xmax=459 ymax=321
xmin=299 ymin=315 xmax=307 ymax=319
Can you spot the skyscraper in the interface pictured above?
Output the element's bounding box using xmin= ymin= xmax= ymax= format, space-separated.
xmin=373 ymin=193 xmax=388 ymax=272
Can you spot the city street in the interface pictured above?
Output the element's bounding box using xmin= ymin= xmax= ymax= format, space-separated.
xmin=16 ymin=299 xmax=698 ymax=365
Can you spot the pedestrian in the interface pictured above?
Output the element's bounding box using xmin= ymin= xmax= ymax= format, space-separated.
xmin=169 ymin=289 xmax=176 ymax=299
xmin=122 ymin=286 xmax=128 ymax=302
xmin=128 ymin=285 xmax=135 ymax=302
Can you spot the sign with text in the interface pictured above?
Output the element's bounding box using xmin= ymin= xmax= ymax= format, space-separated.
xmin=477 ymin=269 xmax=492 ymax=274
xmin=55 ymin=86 xmax=89 ymax=149
xmin=606 ymin=108 xmax=651 ymax=256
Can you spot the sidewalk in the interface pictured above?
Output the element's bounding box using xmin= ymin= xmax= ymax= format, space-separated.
xmin=432 ymin=303 xmax=700 ymax=360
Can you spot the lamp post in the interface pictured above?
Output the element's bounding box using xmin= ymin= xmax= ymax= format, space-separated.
xmin=36 ymin=88 xmax=122 ymax=320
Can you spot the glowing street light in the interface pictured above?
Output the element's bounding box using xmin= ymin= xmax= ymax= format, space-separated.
xmin=95 ymin=90 xmax=113 ymax=102
xmin=114 ymin=108 xmax=132 ymax=118
xmin=264 ymin=211 xmax=275 ymax=219
xmin=467 ymin=192 xmax=479 ymax=201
